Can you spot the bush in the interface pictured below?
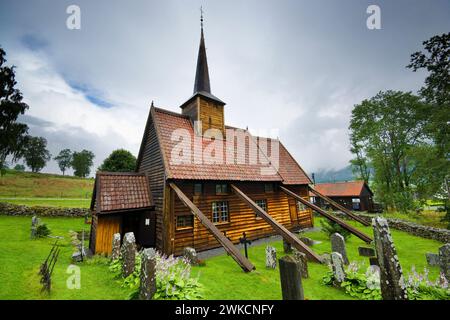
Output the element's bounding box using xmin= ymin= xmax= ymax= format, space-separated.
xmin=319 ymin=219 xmax=351 ymax=240
xmin=35 ymin=223 xmax=51 ymax=238
xmin=109 ymin=251 xmax=203 ymax=300
xmin=322 ymin=263 xmax=450 ymax=300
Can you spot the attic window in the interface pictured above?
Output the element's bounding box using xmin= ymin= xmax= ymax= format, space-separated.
xmin=264 ymin=183 xmax=274 ymax=193
xmin=215 ymin=184 xmax=228 ymax=195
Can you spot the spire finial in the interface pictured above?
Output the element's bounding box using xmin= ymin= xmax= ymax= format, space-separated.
xmin=200 ymin=6 xmax=204 ymax=30
xmin=150 ymin=100 xmax=154 ymax=108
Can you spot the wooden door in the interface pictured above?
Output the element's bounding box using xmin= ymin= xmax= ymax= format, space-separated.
xmin=139 ymin=210 xmax=156 ymax=247
xmin=95 ymin=214 xmax=121 ymax=255
xmin=289 ymin=199 xmax=298 ymax=225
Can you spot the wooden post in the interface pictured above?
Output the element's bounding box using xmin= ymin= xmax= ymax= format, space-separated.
xmin=279 ymin=255 xmax=304 ymax=300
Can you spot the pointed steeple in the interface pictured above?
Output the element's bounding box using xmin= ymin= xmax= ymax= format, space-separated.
xmin=193 ymin=8 xmax=211 ymax=94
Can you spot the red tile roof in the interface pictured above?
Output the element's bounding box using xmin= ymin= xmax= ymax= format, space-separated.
xmin=314 ymin=181 xmax=371 ymax=197
xmin=151 ymin=107 xmax=311 ymax=185
xmin=94 ymin=172 xmax=153 ymax=213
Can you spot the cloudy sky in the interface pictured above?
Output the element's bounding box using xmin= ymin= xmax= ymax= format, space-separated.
xmin=0 ymin=0 xmax=449 ymax=176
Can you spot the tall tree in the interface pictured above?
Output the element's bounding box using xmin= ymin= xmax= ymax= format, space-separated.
xmin=0 ymin=46 xmax=30 ymax=175
xmin=71 ymin=150 xmax=95 ymax=178
xmin=98 ymin=149 xmax=136 ymax=172
xmin=408 ymin=32 xmax=450 ymax=154
xmin=349 ymin=90 xmax=428 ymax=212
xmin=22 ymin=136 xmax=51 ymax=173
xmin=54 ymin=149 xmax=73 ymax=175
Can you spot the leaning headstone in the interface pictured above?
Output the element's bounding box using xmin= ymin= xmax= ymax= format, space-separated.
xmin=299 ymin=236 xmax=314 ymax=247
xmin=438 ymin=243 xmax=450 ymax=282
xmin=331 ymin=252 xmax=346 ymax=285
xmin=331 ymin=233 xmax=349 ymax=265
xmin=71 ymin=251 xmax=83 ymax=262
xmin=358 ymin=246 xmax=376 ymax=257
xmin=265 ymin=246 xmax=277 ymax=269
xmin=283 ymin=239 xmax=292 ymax=253
xmin=279 ymin=255 xmax=304 ymax=300
xmin=425 ymin=253 xmax=440 ymax=266
xmin=183 ymin=247 xmax=199 ymax=265
xmin=293 ymin=249 xmax=309 ymax=278
xmin=372 ymin=217 xmax=408 ymax=300
xmin=30 ymin=216 xmax=39 ymax=239
xmin=140 ymin=248 xmax=157 ymax=300
xmin=121 ymin=232 xmax=136 ymax=277
xmin=111 ymin=233 xmax=121 ymax=260
xmin=320 ymin=253 xmax=331 ymax=265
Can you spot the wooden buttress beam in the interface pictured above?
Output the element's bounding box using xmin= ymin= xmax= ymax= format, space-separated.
xmin=230 ymin=184 xmax=323 ymax=263
xmin=168 ymin=183 xmax=255 ymax=272
xmin=280 ymin=186 xmax=373 ymax=243
xmin=308 ymin=187 xmax=370 ymax=226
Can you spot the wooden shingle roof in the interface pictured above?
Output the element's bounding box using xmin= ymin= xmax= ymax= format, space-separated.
xmin=92 ymin=172 xmax=154 ymax=213
xmin=314 ymin=181 xmax=372 ymax=197
xmin=144 ymin=107 xmax=311 ymax=185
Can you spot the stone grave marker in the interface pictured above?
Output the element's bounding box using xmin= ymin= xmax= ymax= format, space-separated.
xmin=293 ymin=249 xmax=309 ymax=278
xmin=439 ymin=243 xmax=450 ymax=282
xmin=331 ymin=233 xmax=349 ymax=265
xmin=121 ymin=232 xmax=136 ymax=277
xmin=425 ymin=252 xmax=440 ymax=266
xmin=283 ymin=238 xmax=292 ymax=253
xmin=331 ymin=252 xmax=346 ymax=286
xmin=111 ymin=233 xmax=121 ymax=261
xmin=358 ymin=246 xmax=376 ymax=257
xmin=183 ymin=247 xmax=199 ymax=265
xmin=140 ymin=248 xmax=157 ymax=300
xmin=265 ymin=246 xmax=277 ymax=269
xmin=372 ymin=217 xmax=408 ymax=300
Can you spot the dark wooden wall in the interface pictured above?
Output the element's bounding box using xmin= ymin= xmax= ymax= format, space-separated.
xmin=168 ymin=181 xmax=313 ymax=255
xmin=137 ymin=112 xmax=166 ymax=252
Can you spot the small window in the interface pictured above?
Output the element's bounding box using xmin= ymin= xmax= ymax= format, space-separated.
xmin=255 ymin=199 xmax=267 ymax=218
xmin=176 ymin=215 xmax=194 ymax=229
xmin=215 ymin=184 xmax=228 ymax=195
xmin=297 ymin=201 xmax=306 ymax=212
xmin=212 ymin=201 xmax=229 ymax=224
xmin=264 ymin=183 xmax=274 ymax=193
xmin=194 ymin=183 xmax=203 ymax=195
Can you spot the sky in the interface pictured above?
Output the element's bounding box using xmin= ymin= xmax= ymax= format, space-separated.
xmin=0 ymin=0 xmax=449 ymax=176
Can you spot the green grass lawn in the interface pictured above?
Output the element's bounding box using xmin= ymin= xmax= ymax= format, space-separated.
xmin=191 ymin=217 xmax=443 ymax=299
xmin=0 ymin=198 xmax=91 ymax=208
xmin=379 ymin=211 xmax=447 ymax=229
xmin=0 ymin=215 xmax=131 ymax=300
xmin=0 ymin=215 xmax=444 ymax=300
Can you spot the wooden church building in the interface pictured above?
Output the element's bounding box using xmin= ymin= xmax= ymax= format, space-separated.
xmin=89 ymin=18 xmax=372 ymax=271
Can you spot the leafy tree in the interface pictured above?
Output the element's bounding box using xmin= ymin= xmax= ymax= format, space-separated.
xmin=22 ymin=136 xmax=51 ymax=173
xmin=0 ymin=46 xmax=30 ymax=175
xmin=349 ymin=91 xmax=428 ymax=212
xmin=13 ymin=164 xmax=25 ymax=171
xmin=54 ymin=148 xmax=73 ymax=175
xmin=98 ymin=149 xmax=136 ymax=172
xmin=71 ymin=150 xmax=95 ymax=178
xmin=407 ymin=32 xmax=450 ymax=154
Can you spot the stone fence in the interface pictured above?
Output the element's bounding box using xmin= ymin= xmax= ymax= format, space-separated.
xmin=0 ymin=202 xmax=89 ymax=217
xmin=334 ymin=211 xmax=450 ymax=243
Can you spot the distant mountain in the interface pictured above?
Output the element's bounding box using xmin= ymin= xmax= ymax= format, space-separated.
xmin=309 ymin=165 xmax=356 ymax=184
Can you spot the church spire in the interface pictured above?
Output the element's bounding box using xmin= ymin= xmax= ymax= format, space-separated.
xmin=193 ymin=7 xmax=211 ymax=94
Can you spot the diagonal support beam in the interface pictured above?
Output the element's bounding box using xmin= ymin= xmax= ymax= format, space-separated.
xmin=309 ymin=187 xmax=370 ymax=226
xmin=230 ymin=184 xmax=322 ymax=263
xmin=169 ymin=182 xmax=255 ymax=272
xmin=280 ymin=186 xmax=373 ymax=243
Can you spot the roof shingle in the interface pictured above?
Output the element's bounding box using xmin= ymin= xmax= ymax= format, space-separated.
xmin=314 ymin=181 xmax=371 ymax=197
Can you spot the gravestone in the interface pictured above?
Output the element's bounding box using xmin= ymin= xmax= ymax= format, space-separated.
xmin=372 ymin=217 xmax=408 ymax=300
xmin=438 ymin=243 xmax=450 ymax=282
xmin=111 ymin=233 xmax=121 ymax=261
xmin=320 ymin=253 xmax=331 ymax=265
xmin=425 ymin=252 xmax=440 ymax=266
xmin=121 ymin=232 xmax=136 ymax=277
xmin=31 ymin=216 xmax=39 ymax=239
xmin=283 ymin=239 xmax=292 ymax=253
xmin=299 ymin=236 xmax=314 ymax=247
xmin=183 ymin=247 xmax=199 ymax=265
xmin=265 ymin=246 xmax=277 ymax=269
xmin=140 ymin=248 xmax=157 ymax=300
xmin=331 ymin=252 xmax=346 ymax=285
xmin=279 ymin=255 xmax=304 ymax=300
xmin=358 ymin=246 xmax=376 ymax=257
xmin=369 ymin=257 xmax=379 ymax=266
xmin=293 ymin=249 xmax=309 ymax=278
xmin=331 ymin=233 xmax=349 ymax=265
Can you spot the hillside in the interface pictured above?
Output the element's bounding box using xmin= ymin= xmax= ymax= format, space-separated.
xmin=0 ymin=170 xmax=94 ymax=199
xmin=311 ymin=166 xmax=356 ymax=184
